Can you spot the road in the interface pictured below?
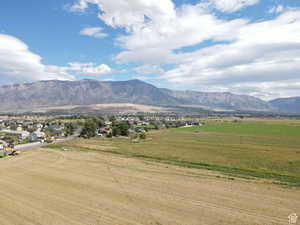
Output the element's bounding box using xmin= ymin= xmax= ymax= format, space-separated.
xmin=0 ymin=132 xmax=79 ymax=156
xmin=16 ymin=135 xmax=77 ymax=150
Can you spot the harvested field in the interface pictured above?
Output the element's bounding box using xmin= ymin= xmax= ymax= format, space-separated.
xmin=49 ymin=125 xmax=300 ymax=185
xmin=30 ymin=103 xmax=172 ymax=114
xmin=0 ymin=149 xmax=299 ymax=225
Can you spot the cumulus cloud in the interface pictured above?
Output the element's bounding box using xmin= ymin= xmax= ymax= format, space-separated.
xmin=209 ymin=0 xmax=259 ymax=13
xmin=268 ymin=5 xmax=284 ymax=14
xmin=68 ymin=62 xmax=113 ymax=75
xmin=79 ymin=26 xmax=108 ymax=38
xmin=0 ymin=34 xmax=112 ymax=85
xmin=160 ymin=10 xmax=300 ymax=99
xmin=69 ymin=0 xmax=300 ymax=99
xmin=0 ymin=34 xmax=74 ymax=84
xmin=70 ymin=0 xmax=175 ymax=31
xmin=118 ymin=6 xmax=300 ymax=99
xmin=134 ymin=64 xmax=164 ymax=74
xmin=115 ymin=4 xmax=247 ymax=64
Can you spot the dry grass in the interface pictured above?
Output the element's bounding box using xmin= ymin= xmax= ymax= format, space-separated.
xmin=0 ymin=149 xmax=299 ymax=225
xmin=49 ymin=121 xmax=300 ymax=185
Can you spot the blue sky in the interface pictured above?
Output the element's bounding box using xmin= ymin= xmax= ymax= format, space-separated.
xmin=0 ymin=0 xmax=300 ymax=100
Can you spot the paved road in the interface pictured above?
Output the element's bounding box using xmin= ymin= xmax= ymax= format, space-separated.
xmin=15 ymin=127 xmax=81 ymax=152
xmin=16 ymin=135 xmax=77 ymax=151
xmin=0 ymin=134 xmax=79 ymax=156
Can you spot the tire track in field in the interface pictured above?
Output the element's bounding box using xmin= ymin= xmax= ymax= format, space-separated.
xmin=0 ymin=174 xmax=145 ymax=225
xmin=1 ymin=149 xmax=297 ymax=225
xmin=35 ymin=150 xmax=289 ymax=224
xmin=101 ymin=153 xmax=162 ymax=225
xmin=0 ymin=189 xmax=82 ymax=225
xmin=1 ymin=150 xmax=143 ymax=225
xmin=81 ymin=154 xmax=289 ymax=224
xmin=61 ymin=153 xmax=288 ymax=224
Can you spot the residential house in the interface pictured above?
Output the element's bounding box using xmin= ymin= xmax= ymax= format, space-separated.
xmin=30 ymin=130 xmax=46 ymax=142
xmin=2 ymin=130 xmax=30 ymax=140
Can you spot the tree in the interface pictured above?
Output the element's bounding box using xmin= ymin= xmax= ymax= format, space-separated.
xmin=64 ymin=123 xmax=76 ymax=136
xmin=92 ymin=117 xmax=104 ymax=128
xmin=119 ymin=121 xmax=130 ymax=136
xmin=138 ymin=115 xmax=144 ymax=121
xmin=111 ymin=121 xmax=130 ymax=137
xmin=108 ymin=116 xmax=116 ymax=122
xmin=80 ymin=120 xmax=96 ymax=138
xmin=112 ymin=127 xmax=121 ymax=136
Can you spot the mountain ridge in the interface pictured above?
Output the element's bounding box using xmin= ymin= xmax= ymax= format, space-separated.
xmin=0 ymin=79 xmax=274 ymax=112
xmin=269 ymin=97 xmax=300 ymax=114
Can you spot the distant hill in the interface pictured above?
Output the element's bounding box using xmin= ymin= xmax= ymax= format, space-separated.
xmin=269 ymin=97 xmax=300 ymax=114
xmin=161 ymin=89 xmax=272 ymax=112
xmin=0 ymin=79 xmax=273 ymax=112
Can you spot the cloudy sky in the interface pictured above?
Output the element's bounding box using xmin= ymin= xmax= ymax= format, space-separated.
xmin=1 ymin=0 xmax=300 ymax=100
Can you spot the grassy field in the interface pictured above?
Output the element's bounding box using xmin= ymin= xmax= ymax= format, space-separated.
xmin=183 ymin=120 xmax=300 ymax=137
xmin=47 ymin=120 xmax=300 ymax=185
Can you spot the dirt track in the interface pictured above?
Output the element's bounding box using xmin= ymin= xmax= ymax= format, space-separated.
xmin=0 ymin=149 xmax=299 ymax=225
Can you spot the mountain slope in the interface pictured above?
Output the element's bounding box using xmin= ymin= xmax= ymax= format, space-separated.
xmin=161 ymin=89 xmax=272 ymax=112
xmin=270 ymin=97 xmax=300 ymax=114
xmin=0 ymin=79 xmax=273 ymax=112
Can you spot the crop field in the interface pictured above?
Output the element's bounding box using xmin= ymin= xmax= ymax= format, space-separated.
xmin=183 ymin=120 xmax=300 ymax=137
xmin=49 ymin=120 xmax=300 ymax=185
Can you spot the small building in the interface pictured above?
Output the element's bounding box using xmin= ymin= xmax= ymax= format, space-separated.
xmin=2 ymin=130 xmax=30 ymax=140
xmin=99 ymin=127 xmax=111 ymax=134
xmin=30 ymin=130 xmax=46 ymax=142
xmin=34 ymin=123 xmax=43 ymax=129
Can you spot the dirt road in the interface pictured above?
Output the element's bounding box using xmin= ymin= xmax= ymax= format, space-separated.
xmin=0 ymin=149 xmax=299 ymax=225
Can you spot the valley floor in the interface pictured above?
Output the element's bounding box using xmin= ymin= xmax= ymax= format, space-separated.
xmin=0 ymin=149 xmax=299 ymax=225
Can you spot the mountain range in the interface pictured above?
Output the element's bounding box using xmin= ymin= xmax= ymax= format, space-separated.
xmin=269 ymin=97 xmax=300 ymax=114
xmin=0 ymin=79 xmax=298 ymax=114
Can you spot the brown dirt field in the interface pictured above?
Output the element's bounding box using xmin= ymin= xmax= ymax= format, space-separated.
xmin=31 ymin=103 xmax=172 ymax=113
xmin=0 ymin=149 xmax=299 ymax=225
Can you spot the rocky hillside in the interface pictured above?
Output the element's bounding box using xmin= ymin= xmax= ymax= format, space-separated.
xmin=0 ymin=79 xmax=273 ymax=112
xmin=161 ymin=89 xmax=272 ymax=112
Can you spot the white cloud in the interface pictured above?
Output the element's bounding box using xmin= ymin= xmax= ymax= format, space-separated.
xmin=115 ymin=3 xmax=247 ymax=64
xmin=0 ymin=34 xmax=74 ymax=84
xmin=208 ymin=0 xmax=259 ymax=13
xmin=0 ymin=34 xmax=112 ymax=85
xmin=69 ymin=0 xmax=300 ymax=99
xmin=268 ymin=5 xmax=284 ymax=14
xmin=70 ymin=0 xmax=175 ymax=31
xmin=161 ymin=10 xmax=300 ymax=99
xmin=79 ymin=26 xmax=108 ymax=38
xmin=134 ymin=64 xmax=164 ymax=74
xmin=68 ymin=62 xmax=113 ymax=75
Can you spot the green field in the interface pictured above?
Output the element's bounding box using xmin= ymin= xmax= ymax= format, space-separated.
xmin=182 ymin=121 xmax=300 ymax=137
xmin=47 ymin=120 xmax=300 ymax=185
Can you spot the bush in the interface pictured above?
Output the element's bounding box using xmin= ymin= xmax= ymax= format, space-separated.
xmin=139 ymin=133 xmax=146 ymax=140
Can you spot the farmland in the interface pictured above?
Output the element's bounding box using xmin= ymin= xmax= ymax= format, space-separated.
xmin=1 ymin=119 xmax=300 ymax=225
xmin=48 ymin=120 xmax=300 ymax=185
xmin=0 ymin=147 xmax=299 ymax=225
xmin=182 ymin=120 xmax=300 ymax=137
